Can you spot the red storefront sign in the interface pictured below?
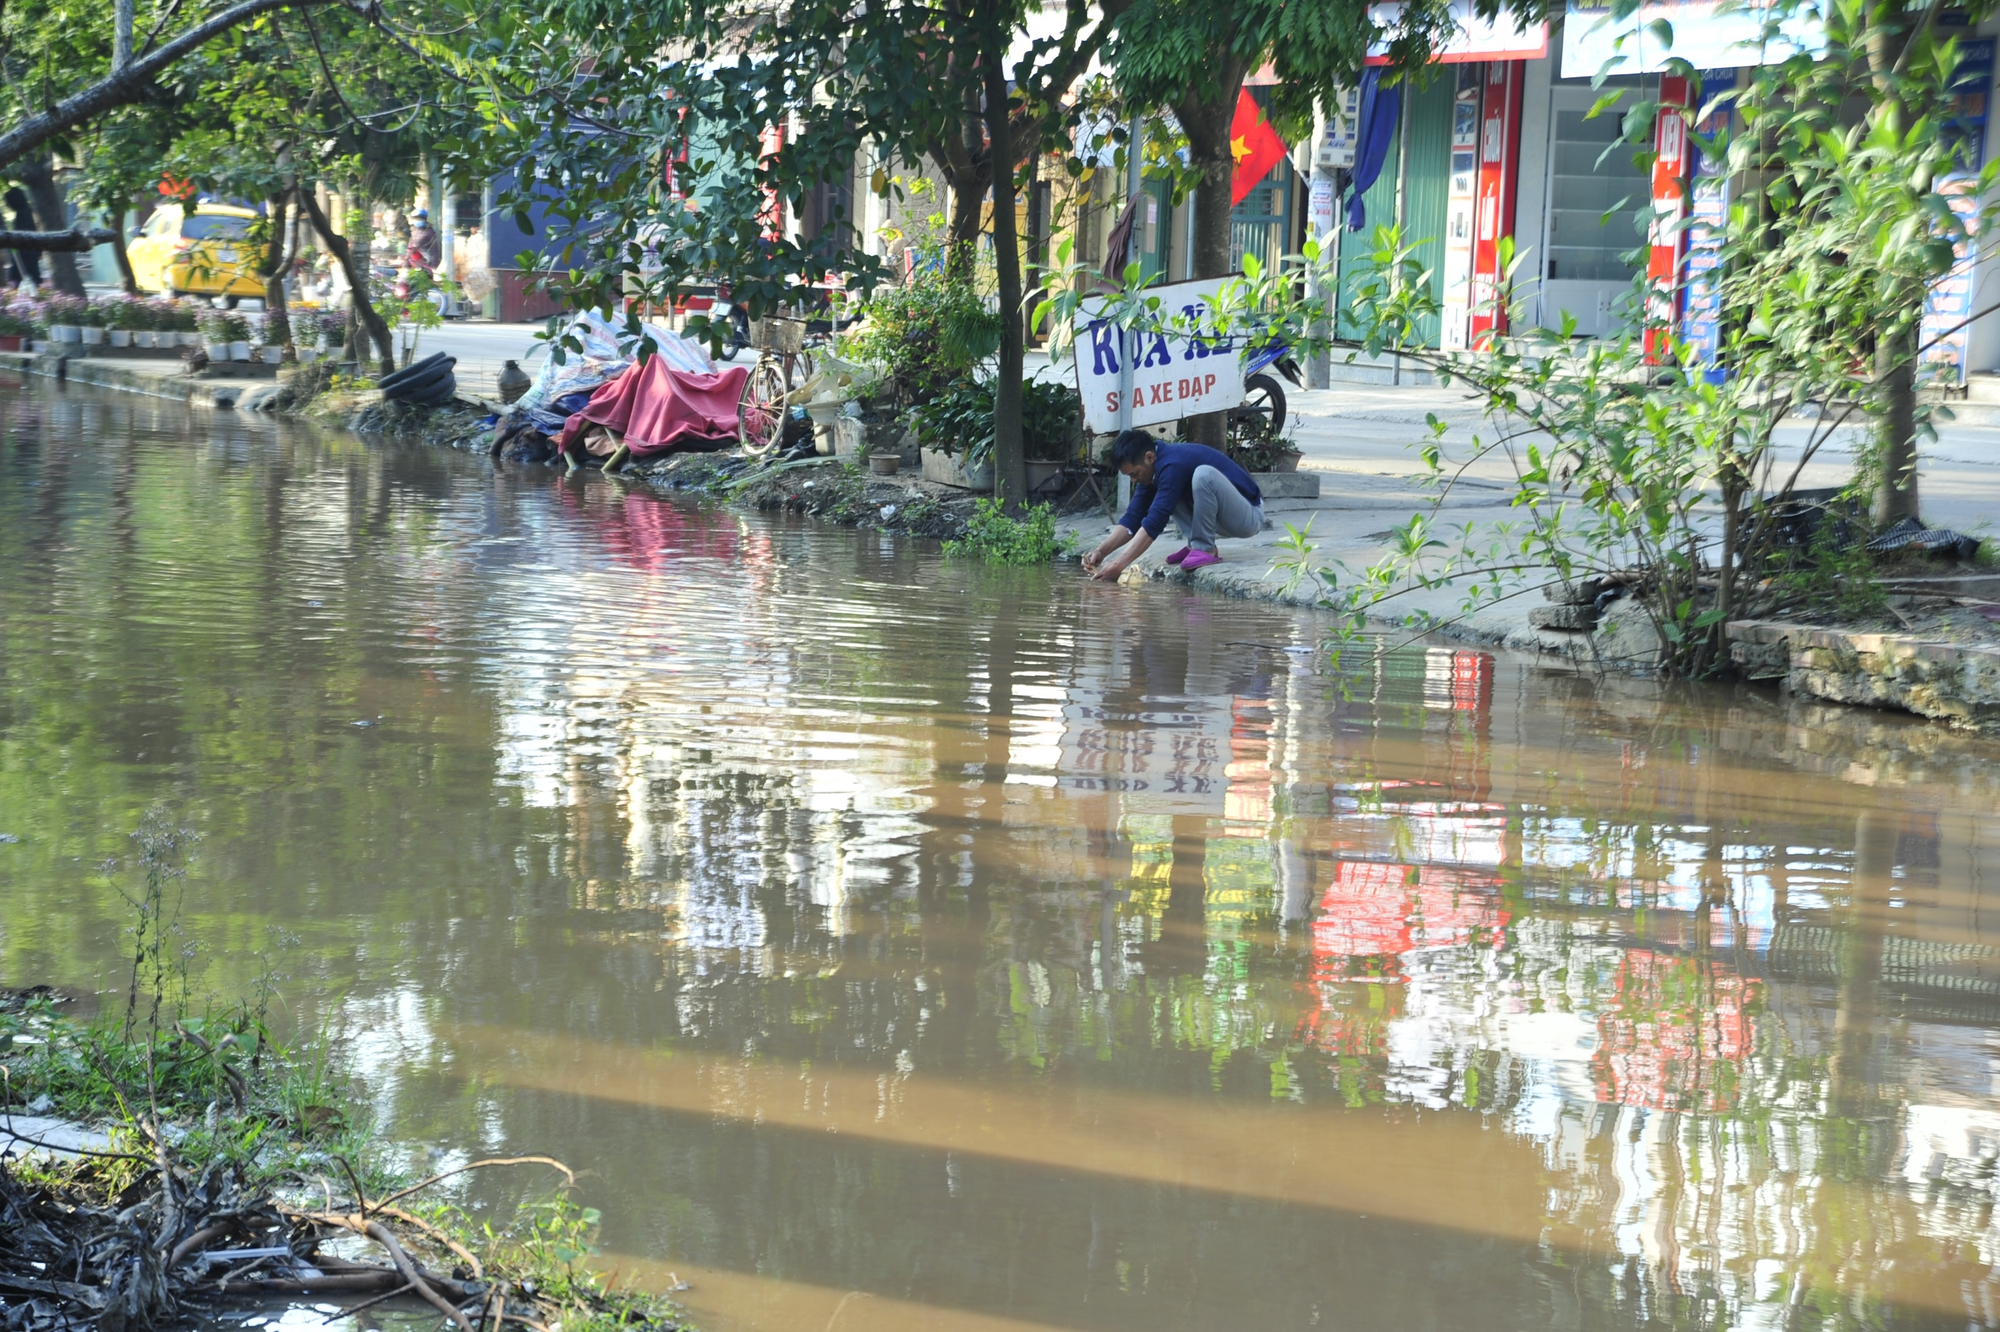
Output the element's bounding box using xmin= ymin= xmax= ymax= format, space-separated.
xmin=1643 ymin=76 xmax=1692 ymax=363
xmin=1468 ymin=62 xmax=1524 ymax=347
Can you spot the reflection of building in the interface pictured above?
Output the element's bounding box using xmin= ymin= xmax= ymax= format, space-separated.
xmin=1591 ymin=950 xmax=1760 ymax=1114
xmin=1313 ymin=861 xmax=1510 ymax=978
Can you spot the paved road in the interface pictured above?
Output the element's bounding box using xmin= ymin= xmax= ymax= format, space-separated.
xmin=1282 ymin=380 xmax=2000 ymax=543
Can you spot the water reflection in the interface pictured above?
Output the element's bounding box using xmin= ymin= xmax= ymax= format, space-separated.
xmin=3 ymin=382 xmax=2000 ymax=1330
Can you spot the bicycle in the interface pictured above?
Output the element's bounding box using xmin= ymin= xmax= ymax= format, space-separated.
xmin=739 ymin=316 xmax=818 ymax=455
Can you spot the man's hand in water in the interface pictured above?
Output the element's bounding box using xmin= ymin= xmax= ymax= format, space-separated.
xmin=1090 ymin=557 xmax=1125 ymax=582
xmin=1080 ymin=548 xmax=1103 ymax=575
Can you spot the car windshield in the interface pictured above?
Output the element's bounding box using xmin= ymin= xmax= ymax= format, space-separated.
xmin=181 ymin=215 xmax=251 ymax=241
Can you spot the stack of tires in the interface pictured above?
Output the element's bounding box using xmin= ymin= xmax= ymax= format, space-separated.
xmin=380 ymin=353 xmax=458 ymax=407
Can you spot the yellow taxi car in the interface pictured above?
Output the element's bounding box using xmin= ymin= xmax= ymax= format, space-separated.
xmin=127 ymin=203 xmax=266 ymax=303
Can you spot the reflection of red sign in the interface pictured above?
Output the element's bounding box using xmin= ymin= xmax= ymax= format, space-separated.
xmin=1313 ymin=861 xmax=1510 ymax=976
xmin=1225 ymin=695 xmax=1274 ymax=822
xmin=1593 ymin=950 xmax=1760 ymax=1113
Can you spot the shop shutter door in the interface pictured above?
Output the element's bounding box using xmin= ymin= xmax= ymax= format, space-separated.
xmin=1335 ymin=78 xmax=1452 ymax=348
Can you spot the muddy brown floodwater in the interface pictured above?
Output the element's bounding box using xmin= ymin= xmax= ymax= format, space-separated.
xmin=5 ymin=379 xmax=2000 ymax=1332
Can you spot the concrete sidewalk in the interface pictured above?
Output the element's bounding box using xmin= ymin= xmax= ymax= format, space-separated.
xmin=1051 ymin=375 xmax=2000 ymax=667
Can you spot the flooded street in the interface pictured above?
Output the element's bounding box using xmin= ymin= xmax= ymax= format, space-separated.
xmin=7 ymin=379 xmax=2000 ymax=1332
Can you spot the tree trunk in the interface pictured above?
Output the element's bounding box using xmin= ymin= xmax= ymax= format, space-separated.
xmin=18 ymin=156 xmax=86 ymax=297
xmin=1175 ymin=78 xmax=1243 ymax=449
xmin=1874 ymin=326 xmax=1918 ymax=524
xmin=984 ymin=46 xmax=1027 ymax=508
xmin=298 ymin=187 xmax=394 ymax=375
xmin=108 ymin=205 xmax=139 ymax=294
xmin=1864 ymin=4 xmax=1922 ymax=526
xmin=113 ymin=0 xmax=133 ymax=70
xmin=938 ymin=95 xmax=990 ymax=279
xmin=258 ymin=188 xmax=294 ymax=357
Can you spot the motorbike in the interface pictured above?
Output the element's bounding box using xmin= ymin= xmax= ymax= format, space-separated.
xmin=392 ymin=246 xmax=450 ymax=317
xmin=1232 ymin=340 xmax=1306 ymax=441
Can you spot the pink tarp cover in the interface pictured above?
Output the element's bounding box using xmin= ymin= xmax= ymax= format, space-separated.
xmin=558 ymin=357 xmax=750 ymax=458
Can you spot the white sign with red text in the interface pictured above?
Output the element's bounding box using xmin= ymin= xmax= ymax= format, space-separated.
xmin=1075 ymin=277 xmax=1247 ymax=435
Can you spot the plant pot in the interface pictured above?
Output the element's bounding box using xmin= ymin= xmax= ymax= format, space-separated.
xmin=114 ymin=329 xmax=135 ymax=347
xmin=1024 ymin=460 xmax=1066 ymax=495
xmin=79 ymin=326 xmax=104 ymax=345
xmin=830 ymin=416 xmax=865 ymax=457
xmin=52 ymin=325 xmax=80 ymax=343
xmin=204 ymin=342 xmax=229 ymax=361
xmin=0 ymin=335 xmax=21 ymax=352
xmin=229 ymin=341 xmax=252 ymax=361
xmin=868 ymin=453 xmax=902 ymax=476
xmin=132 ymin=331 xmax=152 ymax=348
xmin=920 ymin=446 xmax=995 ymax=491
xmin=180 ymin=330 xmax=200 ymax=347
xmin=1267 ymin=449 xmax=1303 ymax=474
xmin=297 ymin=346 xmax=319 ymax=364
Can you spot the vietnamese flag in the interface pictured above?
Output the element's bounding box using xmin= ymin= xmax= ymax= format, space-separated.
xmin=1230 ymin=89 xmax=1288 ymax=205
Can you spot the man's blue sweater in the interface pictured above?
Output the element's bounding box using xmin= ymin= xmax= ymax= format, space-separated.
xmin=1116 ymin=443 xmax=1262 ymax=538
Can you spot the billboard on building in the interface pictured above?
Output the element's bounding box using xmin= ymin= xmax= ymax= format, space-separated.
xmin=1368 ymin=0 xmax=1547 ymax=63
xmin=1561 ymin=0 xmax=1820 ymax=77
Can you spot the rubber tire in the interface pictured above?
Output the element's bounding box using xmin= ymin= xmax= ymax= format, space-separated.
xmin=382 ymin=360 xmax=454 ymax=396
xmin=382 ymin=360 xmax=454 ymax=398
xmin=383 ymin=362 xmax=456 ymax=402
xmin=379 ymin=351 xmax=451 ymax=391
xmin=378 ymin=368 xmax=450 ymax=400
xmin=1244 ymin=372 xmax=1287 ymax=438
xmin=404 ymin=374 xmax=457 ymax=407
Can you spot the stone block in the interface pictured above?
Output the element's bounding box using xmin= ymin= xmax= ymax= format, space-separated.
xmin=1529 ymin=604 xmax=1598 ymax=632
xmin=1253 ymin=471 xmax=1320 ymax=500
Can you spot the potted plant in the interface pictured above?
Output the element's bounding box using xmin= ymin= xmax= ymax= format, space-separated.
xmin=909 ymin=377 xmax=997 ymax=489
xmin=1021 ymin=380 xmax=1083 ymax=494
xmin=292 ymin=309 xmax=322 ymax=363
xmin=100 ymin=297 xmax=136 ymax=348
xmin=47 ymin=294 xmax=83 ymax=344
xmin=223 ymin=312 xmax=252 ymax=361
xmin=257 ymin=311 xmax=291 ymax=363
xmin=175 ymin=302 xmax=201 ymax=345
xmin=76 ymin=298 xmax=105 ymax=345
xmin=0 ymin=305 xmax=31 ymax=352
xmin=198 ymin=308 xmax=230 ymax=361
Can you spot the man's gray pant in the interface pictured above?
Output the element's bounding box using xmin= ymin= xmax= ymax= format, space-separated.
xmin=1172 ymin=465 xmax=1264 ymax=552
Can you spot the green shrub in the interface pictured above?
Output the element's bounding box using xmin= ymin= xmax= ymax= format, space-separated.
xmin=842 ymin=262 xmax=1001 ymax=406
xmin=944 ymin=498 xmax=1074 ymax=564
xmin=912 ymin=376 xmax=1083 ymax=464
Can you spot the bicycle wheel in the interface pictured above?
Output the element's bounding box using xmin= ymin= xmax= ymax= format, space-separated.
xmin=740 ymin=356 xmax=789 ymax=454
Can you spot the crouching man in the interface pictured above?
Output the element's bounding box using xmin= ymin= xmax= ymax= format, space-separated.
xmin=1081 ymin=429 xmax=1265 ymax=582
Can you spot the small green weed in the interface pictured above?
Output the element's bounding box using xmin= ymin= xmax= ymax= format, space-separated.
xmin=944 ymin=499 xmax=1075 ymax=564
xmin=1765 ymin=516 xmax=1888 ymax=621
xmin=1267 ymin=518 xmax=1338 ymax=600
